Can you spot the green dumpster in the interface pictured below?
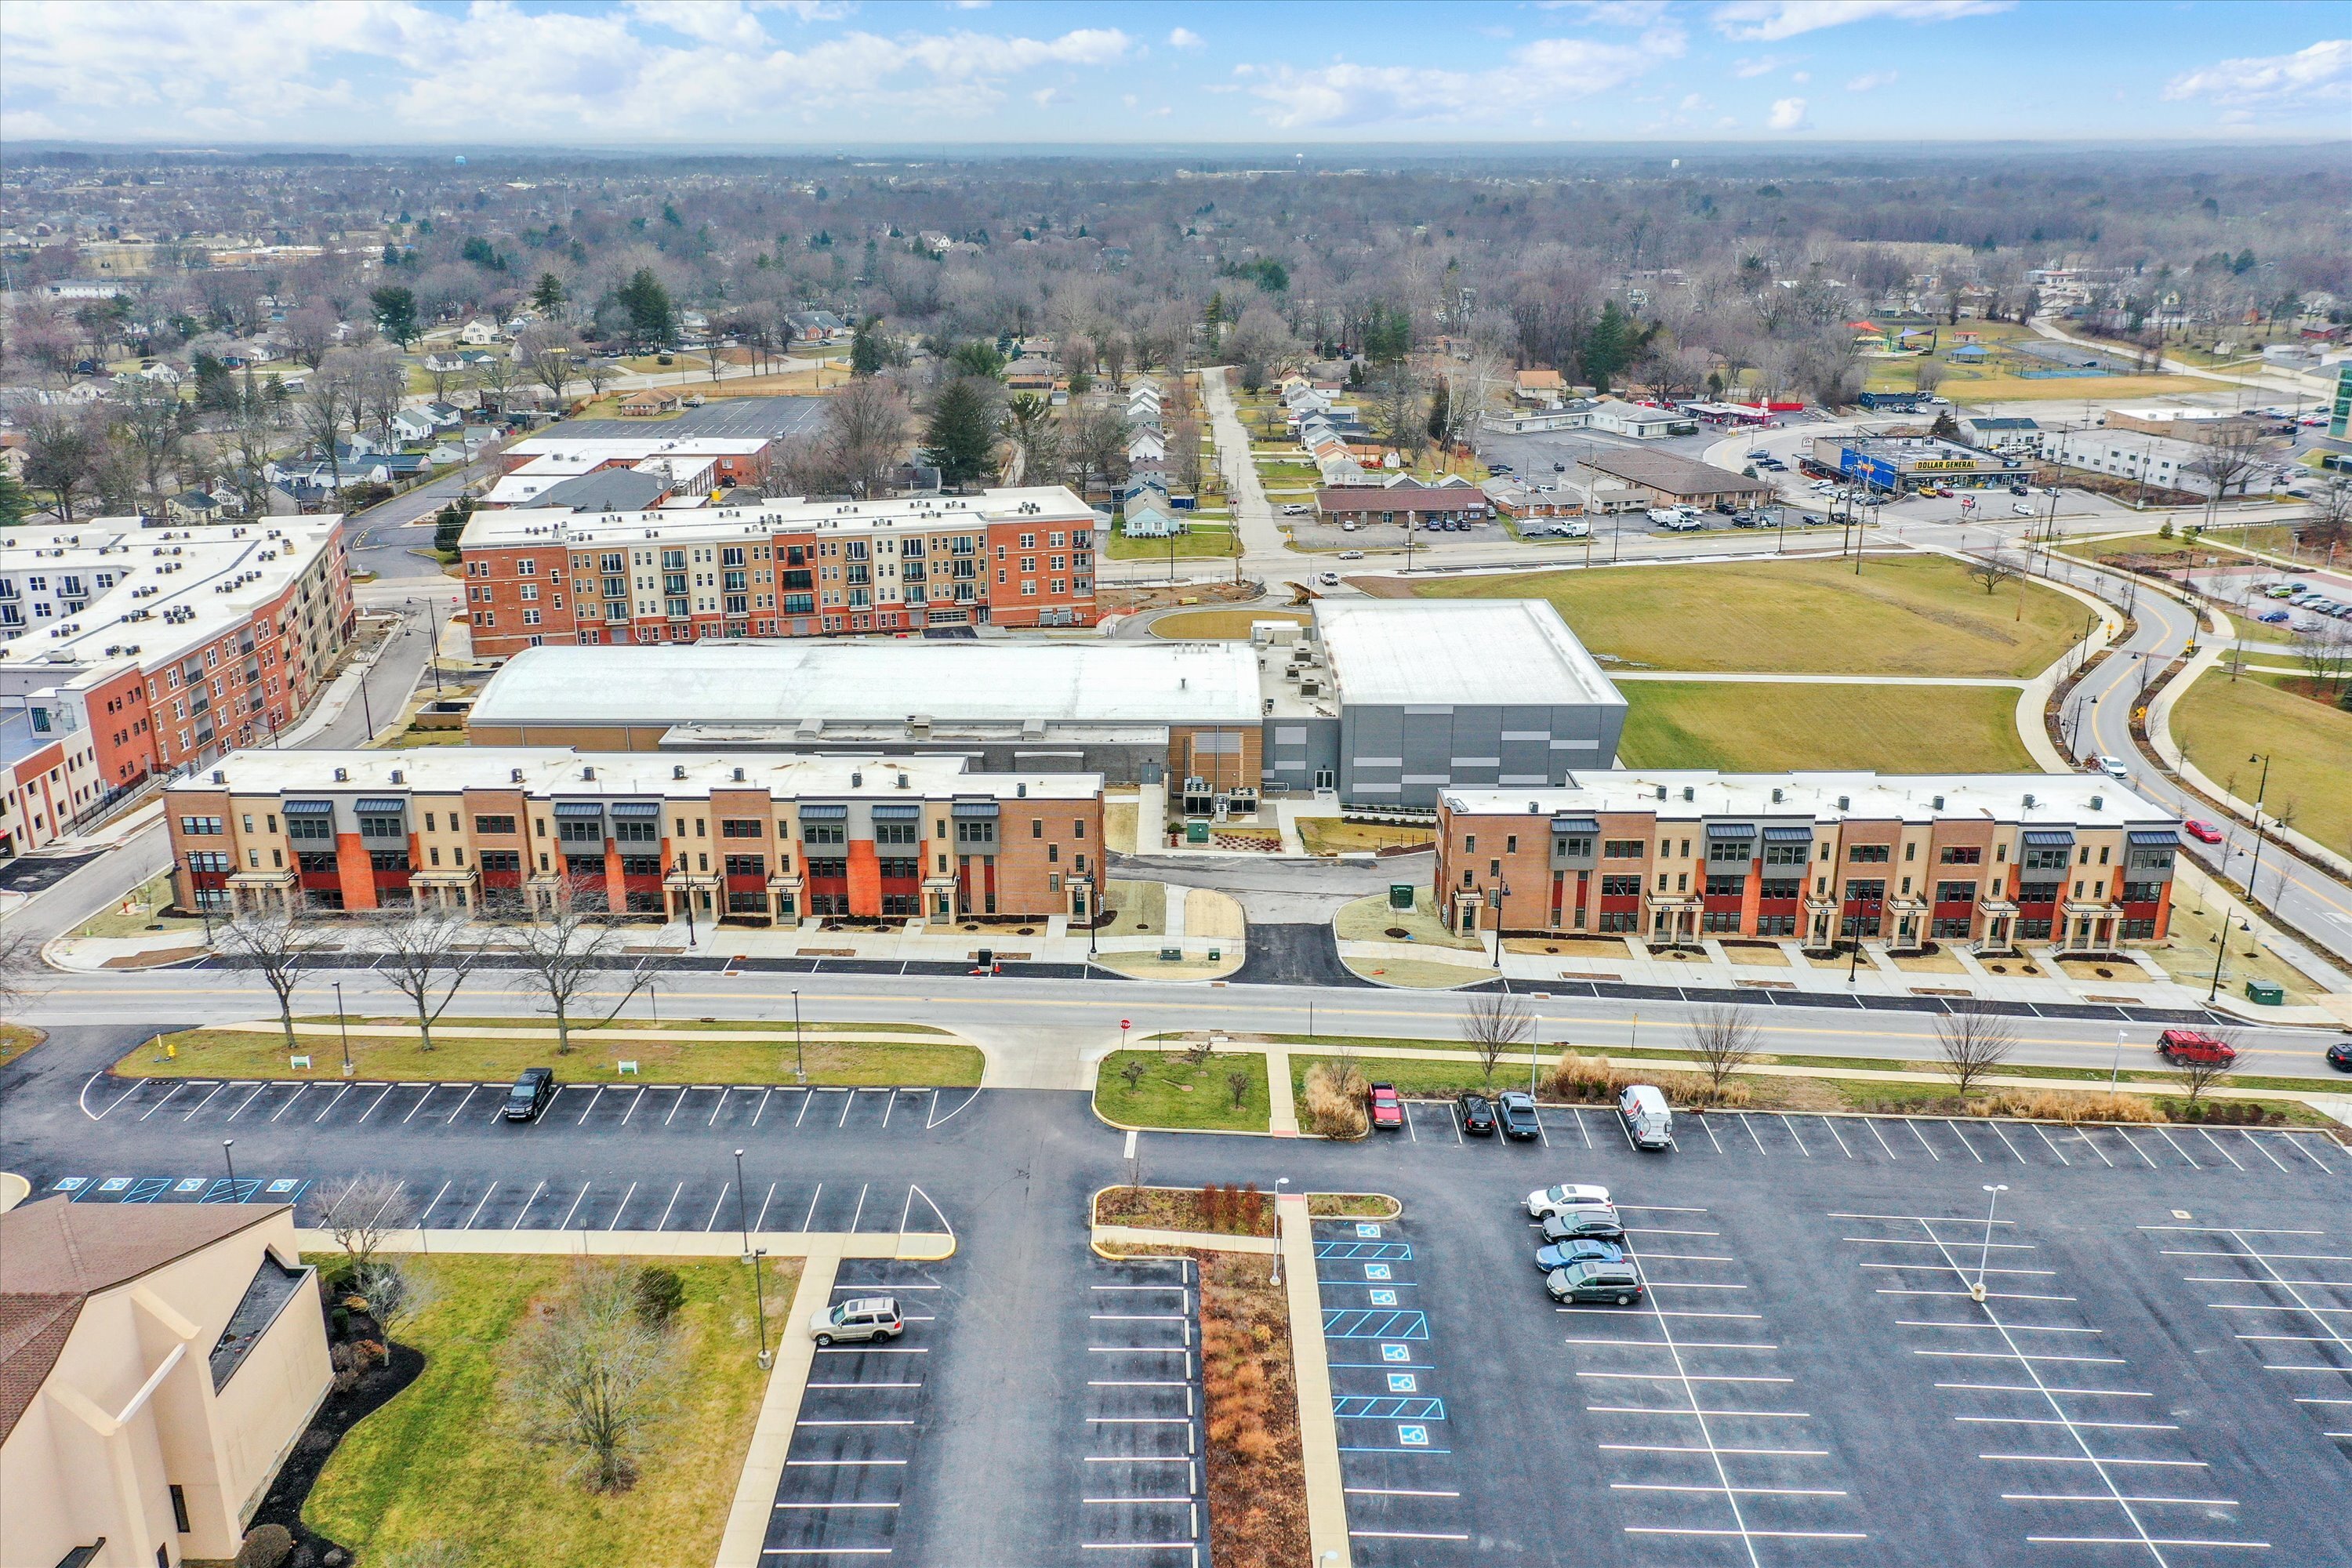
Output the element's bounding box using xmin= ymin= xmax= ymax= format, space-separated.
xmin=1389 ymin=883 xmax=1417 ymax=911
xmin=2244 ymin=978 xmax=2285 ymax=1006
xmin=1185 ymin=820 xmax=1210 ymax=844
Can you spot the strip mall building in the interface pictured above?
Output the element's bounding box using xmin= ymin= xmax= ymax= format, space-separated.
xmin=1436 ymin=771 xmax=2180 ymax=956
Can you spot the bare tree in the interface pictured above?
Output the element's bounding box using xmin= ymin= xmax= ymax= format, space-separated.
xmin=1463 ymin=990 xmax=1537 ymax=1087
xmin=0 ymin=927 xmax=41 ymax=1018
xmin=1968 ymin=545 xmax=2023 ymax=596
xmin=282 ymin=303 xmax=341 ymax=370
xmin=1934 ymin=1002 xmax=2017 ymax=1098
xmin=215 ymin=906 xmax=332 ymax=1055
xmin=372 ymin=906 xmax=483 ymax=1052
xmin=351 ymin=344 xmax=409 ymax=452
xmin=316 ymin=1174 xmax=418 ymax=1270
xmin=2173 ymin=1031 xmax=2241 ymax=1106
xmin=515 ymin=321 xmax=575 ymax=404
xmin=510 ymin=1260 xmax=679 ymax=1493
xmin=20 ymin=405 xmax=100 ymax=524
xmin=822 ymin=373 xmax=910 ymax=496
xmin=1063 ymin=400 xmax=1131 ymax=502
xmin=500 ymin=877 xmax=660 ymax=1054
xmin=351 ymin=1256 xmax=434 ymax=1343
xmin=298 ymin=354 xmax=357 ymax=495
xmin=1911 ymin=356 xmax=1947 ymax=396
xmin=1685 ymin=1004 xmax=1760 ymax=1093
xmin=2186 ymin=427 xmax=2267 ymax=528
xmin=578 ymin=352 xmax=618 ymax=401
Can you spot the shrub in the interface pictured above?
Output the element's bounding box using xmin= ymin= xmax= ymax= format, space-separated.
xmin=236 ymin=1523 xmax=295 ymax=1568
xmin=1302 ymin=1060 xmax=1367 ymax=1138
xmin=1969 ymin=1088 xmax=2162 ymax=1124
xmin=633 ymin=1266 xmax=685 ymax=1329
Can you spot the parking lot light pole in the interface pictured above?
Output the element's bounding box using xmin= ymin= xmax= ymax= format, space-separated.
xmin=1971 ymin=1185 xmax=2009 ymax=1304
xmin=1269 ymin=1178 xmax=1289 ymax=1287
xmin=221 ymin=1138 xmax=236 ymax=1196
xmin=734 ymin=1149 xmax=750 ymax=1254
xmin=1486 ymin=881 xmax=1508 ymax=967
xmin=792 ymin=989 xmax=806 ymax=1085
xmin=751 ymin=1247 xmax=772 ymax=1370
xmin=334 ymin=982 xmax=352 ymax=1076
xmin=2241 ymin=751 xmax=2273 ymax=913
xmin=2110 ymin=1027 xmax=2125 ymax=1094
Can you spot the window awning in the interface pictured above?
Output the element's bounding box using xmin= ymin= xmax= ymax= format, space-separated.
xmin=609 ymin=800 xmax=662 ymax=818
xmin=798 ymin=803 xmax=850 ymax=821
xmin=282 ymin=800 xmax=333 ymax=815
xmin=2127 ymin=829 xmax=2179 ymax=847
xmin=872 ymin=803 xmax=923 ymax=821
xmin=1549 ymin=816 xmax=1602 ymax=833
xmin=1705 ymin=822 xmax=1757 ymax=839
xmin=552 ymin=801 xmax=604 ymax=818
xmin=2021 ymin=829 xmax=2075 ymax=846
xmin=353 ymin=798 xmax=405 ymax=813
xmin=1762 ymin=826 xmax=1814 ymax=842
xmin=951 ymin=799 xmax=1001 ymax=818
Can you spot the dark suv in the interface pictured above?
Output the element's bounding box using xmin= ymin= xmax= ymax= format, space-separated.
xmin=1547 ymin=1258 xmax=1644 ymax=1306
xmin=1455 ymin=1093 xmax=1497 ymax=1136
xmin=504 ymin=1067 xmax=555 ymax=1122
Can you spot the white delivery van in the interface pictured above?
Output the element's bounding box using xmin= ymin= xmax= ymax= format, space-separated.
xmin=1646 ymin=507 xmax=1681 ymax=525
xmin=1618 ymin=1083 xmax=1673 ymax=1150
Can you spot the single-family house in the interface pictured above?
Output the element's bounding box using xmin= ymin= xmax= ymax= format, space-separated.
xmin=1957 ymin=415 xmax=2042 ymax=456
xmin=390 ymin=408 xmax=441 ymax=445
xmin=785 ymin=310 xmax=849 ymax=343
xmin=1121 ymin=487 xmax=1185 ymax=539
xmin=459 ymin=317 xmax=502 ymax=346
xmin=619 ymin=390 xmax=683 ymax=416
xmin=166 ymin=489 xmax=224 ymax=524
xmin=427 ymin=441 xmax=466 ymax=466
xmin=1514 ymin=368 xmax=1566 ymax=408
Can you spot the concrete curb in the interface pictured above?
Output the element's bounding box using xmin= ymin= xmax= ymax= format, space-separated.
xmin=290 ymin=1227 xmax=956 ymax=1262
xmin=1091 ymin=1223 xmax=1276 ymax=1258
xmin=716 ymin=1244 xmax=837 ymax=1568
xmin=1278 ymin=1191 xmax=1351 ymax=1566
xmin=0 ymin=1172 xmax=30 ymax=1213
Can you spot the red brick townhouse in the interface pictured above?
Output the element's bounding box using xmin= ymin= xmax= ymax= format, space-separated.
xmin=1436 ymin=771 xmax=2179 ymax=957
xmin=1 ymin=517 xmax=351 ymax=850
xmin=165 ymin=748 xmax=1105 ymax=927
xmin=457 ymin=485 xmax=1102 ymax=658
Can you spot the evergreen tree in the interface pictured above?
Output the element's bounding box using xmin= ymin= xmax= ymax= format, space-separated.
xmin=0 ymin=469 xmax=29 ymax=527
xmin=370 ymin=285 xmax=419 ymax=347
xmin=851 ymin=315 xmax=888 ymax=376
xmin=1425 ymin=377 xmax=1451 ymax=447
xmin=532 ymin=272 xmax=568 ymax=316
xmin=922 ymin=376 xmax=1000 ymax=491
xmin=949 ymin=340 xmax=1007 ymax=380
xmin=615 ymin=269 xmax=674 ymax=347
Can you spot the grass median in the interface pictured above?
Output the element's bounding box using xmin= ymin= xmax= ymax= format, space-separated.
xmin=1619 ymin=680 xmax=2034 ymax=773
xmin=303 ymin=1253 xmax=794 ymax=1568
xmin=122 ymin=1026 xmax=984 ymax=1086
xmin=1094 ymin=1047 xmax=1271 ymax=1132
xmin=2172 ymin=668 xmax=2352 ymax=858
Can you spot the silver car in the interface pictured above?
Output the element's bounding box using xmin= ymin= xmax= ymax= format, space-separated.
xmin=809 ymin=1296 xmax=904 ymax=1346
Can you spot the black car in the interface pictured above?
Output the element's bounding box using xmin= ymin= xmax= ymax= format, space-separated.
xmin=1541 ymin=1206 xmax=1626 ymax=1243
xmin=2328 ymin=1040 xmax=2352 ymax=1073
xmin=1496 ymin=1090 xmax=1541 ymax=1141
xmin=1456 ymin=1092 xmax=1497 ymax=1136
xmin=504 ymin=1066 xmax=556 ymax=1122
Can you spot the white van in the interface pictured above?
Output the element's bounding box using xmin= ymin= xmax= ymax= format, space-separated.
xmin=1618 ymin=1083 xmax=1673 ymax=1150
xmin=1646 ymin=507 xmax=1681 ymax=525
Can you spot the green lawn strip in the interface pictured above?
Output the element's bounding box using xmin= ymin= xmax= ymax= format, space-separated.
xmin=291 ymin=1014 xmax=947 ymax=1036
xmin=1094 ymin=1048 xmax=1271 ymax=1132
xmin=1288 ymin=1052 xmax=1531 ymax=1105
xmin=1406 ymin=554 xmax=2080 ymax=677
xmin=0 ymin=1025 xmax=43 ymax=1071
xmin=1105 ymin=530 xmax=1240 ymax=561
xmin=2172 ymin=667 xmax=2352 ymax=855
xmin=303 ymin=1254 xmax=789 ymax=1568
xmin=126 ymin=1029 xmax=982 ymax=1086
xmin=1617 ymin=681 xmax=2034 ymax=773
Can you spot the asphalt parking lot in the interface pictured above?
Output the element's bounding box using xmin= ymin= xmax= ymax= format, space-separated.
xmin=1078 ymin=1256 xmax=1207 ymax=1567
xmin=1309 ymin=1103 xmax=2352 ymax=1566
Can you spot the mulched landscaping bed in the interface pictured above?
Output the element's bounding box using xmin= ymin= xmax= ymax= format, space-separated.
xmin=1095 ymin=1183 xmax=1274 ymax=1237
xmin=1200 ymin=1252 xmax=1310 ymax=1568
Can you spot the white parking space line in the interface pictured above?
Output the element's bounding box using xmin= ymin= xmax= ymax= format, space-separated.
xmin=138 ymin=1083 xmax=186 ymax=1121
xmin=662 ymin=1085 xmax=689 ymax=1127
xmin=2198 ymin=1127 xmax=2246 ymax=1171
xmin=706 ymin=1186 xmax=731 ymax=1232
xmin=2074 ymin=1127 xmax=2114 ymax=1168
xmin=1777 ymin=1115 xmax=1807 ymax=1157
xmin=575 ymin=1084 xmax=604 ymax=1126
xmin=1945 ymin=1120 xmax=1983 ymax=1163
xmin=2032 ymin=1123 xmax=2071 ymax=1167
xmin=800 ymin=1184 xmax=824 ymax=1231
xmin=837 ymin=1090 xmax=855 ymax=1129
xmin=399 ymin=1083 xmax=438 ymax=1124
xmin=754 ymin=1182 xmax=777 ymax=1232
xmin=227 ymin=1082 xmax=271 ymax=1121
xmin=1864 ymin=1118 xmax=1900 ymax=1160
xmin=460 ymin=1182 xmax=498 ymax=1230
xmin=513 ymin=1180 xmax=546 ymax=1228
xmin=617 ymin=1085 xmax=646 ymax=1126
xmin=90 ymin=1080 xmax=143 ymax=1120
xmin=353 ymin=1083 xmax=394 ymax=1125
xmin=2152 ymin=1125 xmax=2201 ymax=1168
xmin=1907 ymin=1120 xmax=1941 ymax=1161
xmin=558 ymin=1183 xmax=591 ymax=1231
xmin=655 ymin=1182 xmax=683 ymax=1229
xmin=179 ymin=1083 xmax=227 ymax=1120
xmin=849 ymin=1183 xmax=869 ymax=1232
xmin=1819 ymin=1115 xmax=1855 ymax=1160
xmin=2280 ymin=1134 xmax=2332 ymax=1172
xmin=2115 ymin=1128 xmax=2159 ymax=1170
xmin=416 ymin=1179 xmax=452 ymax=1226
xmin=1572 ymin=1107 xmax=1595 ymax=1149
xmin=608 ymin=1181 xmax=637 ymax=1229
xmin=444 ymin=1083 xmax=478 ymax=1124
xmin=1987 ymin=1120 xmax=2028 ymax=1164
xmin=750 ymin=1087 xmax=772 ymax=1127
xmin=709 ymin=1087 xmax=731 ymax=1127
xmin=2239 ymin=1131 xmax=2291 ymax=1175
xmin=310 ymin=1082 xmax=353 ymax=1123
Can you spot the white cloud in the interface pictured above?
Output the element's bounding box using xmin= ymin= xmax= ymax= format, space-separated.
xmin=1167 ymin=26 xmax=1203 ymax=48
xmin=1247 ymin=24 xmax=1686 ymax=129
xmin=1790 ymin=70 xmax=1809 ymax=82
xmin=1767 ymin=96 xmax=1809 ymax=129
xmin=1846 ymin=69 xmax=1898 ymax=91
xmin=1731 ymin=53 xmax=1791 ymax=77
xmin=2164 ymin=38 xmax=2352 ymax=104
xmin=1712 ymin=1 xmax=2011 ymax=42
xmin=1537 ymin=0 xmax=1671 ymax=22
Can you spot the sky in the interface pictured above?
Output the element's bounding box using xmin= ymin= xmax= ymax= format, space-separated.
xmin=2 ymin=0 xmax=2347 ymax=147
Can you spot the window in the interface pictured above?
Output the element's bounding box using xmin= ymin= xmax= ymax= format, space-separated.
xmin=803 ymin=822 xmax=846 ymax=846
xmin=1505 ymin=834 xmax=1519 ymax=854
xmin=1759 ymin=878 xmax=1802 ymax=901
xmin=479 ymin=850 xmax=523 ymax=873
xmin=1934 ymin=880 xmax=1977 ymax=905
xmin=2022 ymin=847 xmax=2070 ymax=872
xmin=620 ymin=855 xmax=662 ymax=877
xmin=614 ymin=820 xmax=658 ymax=844
xmin=557 ymin=819 xmax=601 ymax=844
xmin=357 ymin=813 xmax=402 ymax=839
xmin=180 ymin=815 xmax=223 ymax=836
xmin=956 ymin=820 xmax=996 ymax=845
xmin=1843 ymin=878 xmax=1886 ymax=903
xmin=2119 ymin=917 xmax=2156 ymax=941
xmin=1033 ymin=818 xmax=1044 ymax=839
xmin=1555 ymin=834 xmax=1594 ymax=858
xmin=1463 ymin=835 xmax=1475 ymax=854
xmin=1848 ymin=844 xmax=1890 ymax=863
xmin=1599 ymin=875 xmax=1642 ymax=898
xmin=170 ymin=1485 xmax=191 ymax=1534
xmin=1932 ymin=916 xmax=1973 ymax=939
xmin=724 ymin=854 xmax=767 ymax=877
xmin=1762 ymin=842 xmax=1807 ymax=866
xmin=565 ymin=854 xmax=602 ymax=878
xmin=720 ymin=818 xmax=764 ymax=838
xmin=1707 ymin=839 xmax=1750 ymax=862
xmin=296 ymin=850 xmax=336 ymax=873
xmin=369 ymin=850 xmax=410 ymax=873
xmin=1603 ymin=838 xmax=1644 ymax=859
xmin=879 ymin=857 xmax=921 ymax=880
xmin=2121 ymin=880 xmax=2164 ymax=903
xmin=475 ymin=815 xmax=517 ymax=836
xmin=806 ymin=857 xmax=848 ymax=880
xmin=1939 ymin=845 xmax=1983 ymax=865
xmin=2019 ymin=881 xmax=2062 ymax=905
xmin=876 ymin=822 xmax=918 ymax=845
xmin=1704 ymin=873 xmax=1744 ymax=898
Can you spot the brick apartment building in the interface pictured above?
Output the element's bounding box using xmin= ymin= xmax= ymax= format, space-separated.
xmin=457 ymin=485 xmax=1102 ymax=657
xmin=1 ymin=518 xmax=351 ymax=855
xmin=1436 ymin=771 xmax=2179 ymax=956
xmin=165 ymin=750 xmax=1105 ymax=926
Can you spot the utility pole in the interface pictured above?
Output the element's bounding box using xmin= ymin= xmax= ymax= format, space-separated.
xmin=2241 ymin=751 xmax=2274 ymax=913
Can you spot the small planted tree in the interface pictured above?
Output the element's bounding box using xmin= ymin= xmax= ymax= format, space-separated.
xmin=351 ymin=1257 xmax=434 ymax=1342
xmin=501 ymin=877 xmax=662 ymax=1054
xmin=1934 ymin=1001 xmax=2017 ymax=1098
xmin=511 ymin=1260 xmax=678 ymax=1493
xmin=372 ymin=905 xmax=482 ymax=1052
xmin=1685 ymin=1004 xmax=1760 ymax=1094
xmin=216 ymin=906 xmax=332 ymax=1056
xmin=2175 ymin=1030 xmax=2241 ymax=1108
xmin=317 ymin=1173 xmax=417 ymax=1272
xmin=1463 ymin=990 xmax=1537 ymax=1087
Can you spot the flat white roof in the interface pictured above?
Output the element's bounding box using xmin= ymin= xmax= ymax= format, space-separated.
xmin=1313 ymin=598 xmax=1623 ymax=710
xmin=470 ymin=637 xmax=1264 ymax=730
xmin=1444 ymin=770 xmax=2172 ymax=826
xmin=172 ymin=748 xmax=1100 ymax=800
xmin=459 ymin=485 xmax=1094 ymax=550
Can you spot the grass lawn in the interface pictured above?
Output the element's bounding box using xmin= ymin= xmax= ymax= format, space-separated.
xmin=2172 ymin=670 xmax=2352 ymax=860
xmin=1342 ymin=956 xmax=1493 ymax=988
xmin=1334 ymin=889 xmax=1480 ymax=950
xmin=1094 ymin=1048 xmax=1271 ymax=1131
xmin=1618 ymin=681 xmax=2035 ymax=773
xmin=2136 ymin=875 xmax=2328 ymax=1004
xmin=74 ymin=871 xmax=205 ymax=938
xmin=1100 ymin=878 xmax=1169 ymax=936
xmin=1105 ymin=528 xmax=1240 ymax=561
xmin=0 ymin=1024 xmax=44 ymax=1071
xmin=1292 ymin=1052 xmax=1536 ymax=1105
xmin=1297 ymin=818 xmax=1436 ymax=856
xmin=125 ymin=1028 xmax=983 ymax=1086
xmin=304 ymin=1254 xmax=792 ymax=1568
xmin=1402 ymin=554 xmax=2082 ymax=677
xmin=2057 ymin=524 xmax=2303 ymax=566
xmin=1149 ymin=608 xmax=1307 ymax=639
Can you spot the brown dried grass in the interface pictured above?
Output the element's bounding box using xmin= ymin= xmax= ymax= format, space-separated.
xmin=1545 ymin=1051 xmax=1751 ymax=1109
xmin=1200 ymin=1253 xmax=1309 ymax=1568
xmin=1303 ymin=1060 xmax=1368 ymax=1138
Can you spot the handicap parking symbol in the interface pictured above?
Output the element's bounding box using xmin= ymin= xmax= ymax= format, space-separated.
xmin=99 ymin=1177 xmax=130 ymax=1192
xmin=1397 ymin=1425 xmax=1430 ymax=1447
xmin=1386 ymin=1372 xmax=1418 ymax=1393
xmin=53 ymin=1178 xmax=85 ymax=1192
xmin=1364 ymin=1263 xmax=1392 ymax=1281
xmin=1368 ymin=1288 xmax=1399 ymax=1307
xmin=1354 ymin=1222 xmax=1383 ymax=1238
xmin=266 ymin=1178 xmax=297 ymax=1193
xmin=1381 ymin=1344 xmax=1412 ymax=1363
xmin=174 ymin=1178 xmax=205 ymax=1193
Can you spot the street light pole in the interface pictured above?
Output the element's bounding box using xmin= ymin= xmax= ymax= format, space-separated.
xmin=187 ymin=855 xmax=217 ymax=945
xmin=1971 ymin=1184 xmax=2009 ymax=1303
xmin=2109 ymin=1027 xmax=2124 ymax=1094
xmin=220 ymin=1138 xmax=237 ymax=1198
xmin=677 ymin=855 xmax=697 ymax=947
xmin=792 ymin=988 xmax=806 ymax=1084
xmin=2241 ymin=751 xmax=2273 ymax=913
xmin=750 ymin=1246 xmax=772 ymax=1370
xmin=734 ymin=1149 xmax=750 ymax=1254
xmin=1269 ymin=1177 xmax=1289 ymax=1286
xmin=335 ymin=981 xmax=351 ymax=1076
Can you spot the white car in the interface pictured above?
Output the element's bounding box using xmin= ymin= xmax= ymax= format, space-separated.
xmin=2011 ymin=503 xmax=2036 ymax=517
xmin=1526 ymin=1183 xmax=1613 ymax=1219
xmin=1316 ymin=572 xmax=1341 ymax=586
xmin=1558 ymin=521 xmax=1592 ymax=539
xmin=1338 ymin=550 xmax=1364 ymax=560
xmin=2096 ymin=755 xmax=2131 ymax=780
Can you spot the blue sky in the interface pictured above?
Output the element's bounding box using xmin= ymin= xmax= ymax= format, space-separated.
xmin=2 ymin=1 xmax=2346 ymax=146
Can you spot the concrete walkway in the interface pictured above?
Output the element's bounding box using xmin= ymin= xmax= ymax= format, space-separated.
xmin=1277 ymin=1190 xmax=1351 ymax=1568
xmin=716 ymin=1243 xmax=840 ymax=1568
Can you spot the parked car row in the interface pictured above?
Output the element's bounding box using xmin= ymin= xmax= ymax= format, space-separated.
xmin=1523 ymin=1183 xmax=1643 ymax=1305
xmin=1371 ymin=1083 xmax=1674 ymax=1150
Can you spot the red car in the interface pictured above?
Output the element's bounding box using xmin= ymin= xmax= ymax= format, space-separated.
xmin=2158 ymin=1029 xmax=2237 ymax=1065
xmin=2183 ymin=820 xmax=2224 ymax=845
xmin=1367 ymin=1082 xmax=1404 ymax=1131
